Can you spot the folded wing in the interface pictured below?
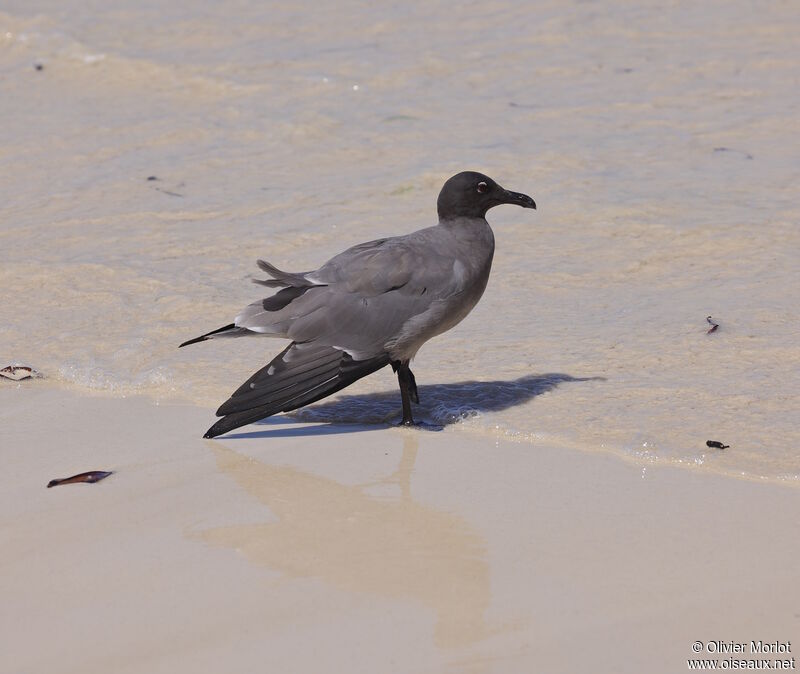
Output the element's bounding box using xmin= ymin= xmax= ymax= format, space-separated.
xmin=204 ymin=342 xmax=390 ymax=438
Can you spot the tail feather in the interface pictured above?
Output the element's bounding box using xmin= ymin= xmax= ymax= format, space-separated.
xmin=204 ymin=343 xmax=389 ymax=438
xmin=179 ymin=323 xmax=244 ymax=348
xmin=256 ymin=259 xmax=315 ymax=287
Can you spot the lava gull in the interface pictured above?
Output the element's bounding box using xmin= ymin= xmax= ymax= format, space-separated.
xmin=181 ymin=171 xmax=536 ymax=438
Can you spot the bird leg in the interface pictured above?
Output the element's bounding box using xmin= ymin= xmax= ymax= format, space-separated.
xmin=393 ymin=360 xmax=416 ymax=425
xmin=391 ymin=361 xmax=419 ymax=403
xmin=406 ymin=367 xmax=419 ymax=404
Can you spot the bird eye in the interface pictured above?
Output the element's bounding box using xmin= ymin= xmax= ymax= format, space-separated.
xmin=477 ymin=181 xmax=488 ymax=193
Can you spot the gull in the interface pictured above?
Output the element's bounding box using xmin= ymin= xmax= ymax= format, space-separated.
xmin=180 ymin=171 xmax=536 ymax=438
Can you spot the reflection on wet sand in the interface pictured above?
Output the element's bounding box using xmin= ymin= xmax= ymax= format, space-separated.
xmin=198 ymin=434 xmax=489 ymax=648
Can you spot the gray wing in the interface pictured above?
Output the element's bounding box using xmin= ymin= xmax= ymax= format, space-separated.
xmin=236 ymin=231 xmax=459 ymax=358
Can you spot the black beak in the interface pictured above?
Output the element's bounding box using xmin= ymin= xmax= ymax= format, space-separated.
xmin=502 ymin=189 xmax=536 ymax=210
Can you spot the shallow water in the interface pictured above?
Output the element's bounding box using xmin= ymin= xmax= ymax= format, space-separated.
xmin=1 ymin=1 xmax=798 ymax=482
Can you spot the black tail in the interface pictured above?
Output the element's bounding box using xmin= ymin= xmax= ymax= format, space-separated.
xmin=203 ymin=342 xmax=390 ymax=438
xmin=179 ymin=323 xmax=239 ymax=348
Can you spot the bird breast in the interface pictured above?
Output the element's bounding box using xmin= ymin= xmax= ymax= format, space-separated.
xmin=386 ymin=221 xmax=495 ymax=360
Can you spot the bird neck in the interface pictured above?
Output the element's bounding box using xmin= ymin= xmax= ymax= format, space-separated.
xmin=437 ymin=216 xmax=494 ymax=246
xmin=437 ymin=206 xmax=488 ymax=220
xmin=438 ymin=214 xmax=490 ymax=229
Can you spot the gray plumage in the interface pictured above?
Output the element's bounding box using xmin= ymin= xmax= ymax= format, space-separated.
xmin=181 ymin=171 xmax=536 ymax=438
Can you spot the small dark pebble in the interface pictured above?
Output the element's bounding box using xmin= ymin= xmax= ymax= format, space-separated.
xmin=146 ymin=176 xmax=159 ymax=181
xmin=706 ymin=441 xmax=729 ymax=450
xmin=34 ymin=63 xmax=44 ymax=71
xmin=706 ymin=315 xmax=719 ymax=334
xmin=47 ymin=470 xmax=113 ymax=488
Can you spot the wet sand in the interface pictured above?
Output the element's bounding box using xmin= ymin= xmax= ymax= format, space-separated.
xmin=1 ymin=1 xmax=799 ymax=480
xmin=2 ymin=385 xmax=798 ymax=673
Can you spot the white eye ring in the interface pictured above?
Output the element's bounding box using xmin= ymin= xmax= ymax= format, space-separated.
xmin=477 ymin=181 xmax=488 ymax=193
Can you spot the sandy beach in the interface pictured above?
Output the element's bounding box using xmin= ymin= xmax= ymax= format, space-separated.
xmin=2 ymin=0 xmax=799 ymax=671
xmin=2 ymin=385 xmax=798 ymax=673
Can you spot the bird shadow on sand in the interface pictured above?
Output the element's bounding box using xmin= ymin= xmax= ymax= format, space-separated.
xmin=219 ymin=373 xmax=604 ymax=440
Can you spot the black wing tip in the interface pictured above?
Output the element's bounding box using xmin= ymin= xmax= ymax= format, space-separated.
xmin=179 ymin=323 xmax=238 ymax=348
xmin=179 ymin=335 xmax=208 ymax=348
xmin=203 ymin=422 xmax=225 ymax=438
xmin=204 ymin=415 xmax=239 ymax=438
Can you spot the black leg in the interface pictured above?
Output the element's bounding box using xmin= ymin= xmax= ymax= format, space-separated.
xmin=407 ymin=367 xmax=419 ymax=404
xmin=393 ymin=360 xmax=415 ymax=425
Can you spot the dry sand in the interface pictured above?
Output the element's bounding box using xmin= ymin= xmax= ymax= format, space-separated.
xmin=2 ymin=384 xmax=798 ymax=674
xmin=3 ymin=1 xmax=799 ymax=670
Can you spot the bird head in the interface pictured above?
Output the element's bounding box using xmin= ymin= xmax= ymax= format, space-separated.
xmin=437 ymin=171 xmax=536 ymax=220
